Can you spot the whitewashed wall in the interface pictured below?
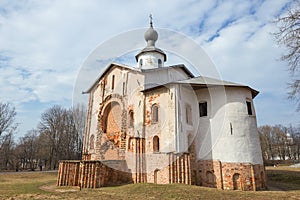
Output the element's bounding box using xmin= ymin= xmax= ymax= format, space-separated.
xmin=193 ymin=86 xmax=263 ymax=165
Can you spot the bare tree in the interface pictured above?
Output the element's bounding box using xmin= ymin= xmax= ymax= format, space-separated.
xmin=259 ymin=125 xmax=275 ymax=160
xmin=0 ymin=132 xmax=15 ymax=170
xmin=0 ymin=103 xmax=17 ymax=136
xmin=259 ymin=124 xmax=300 ymax=162
xmin=274 ymin=1 xmax=300 ymax=110
xmin=72 ymin=104 xmax=86 ymax=159
xmin=37 ymin=105 xmax=86 ymax=169
xmin=16 ymin=129 xmax=40 ymax=170
xmin=38 ymin=105 xmax=66 ymax=169
xmin=0 ymin=103 xmax=17 ymax=170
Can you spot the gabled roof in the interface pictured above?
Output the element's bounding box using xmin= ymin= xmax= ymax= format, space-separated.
xmin=83 ymin=63 xmax=195 ymax=94
xmin=83 ymin=62 xmax=141 ymax=93
xmin=142 ymin=76 xmax=259 ymax=98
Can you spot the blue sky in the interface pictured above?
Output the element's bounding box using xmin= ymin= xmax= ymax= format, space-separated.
xmin=0 ymin=0 xmax=298 ymax=138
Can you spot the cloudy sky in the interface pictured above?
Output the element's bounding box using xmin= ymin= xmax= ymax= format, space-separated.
xmin=0 ymin=0 xmax=298 ymax=138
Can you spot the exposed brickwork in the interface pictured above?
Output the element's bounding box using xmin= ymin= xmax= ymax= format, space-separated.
xmin=58 ymin=155 xmax=265 ymax=191
xmin=57 ymin=160 xmax=132 ymax=188
xmin=57 ymin=161 xmax=80 ymax=186
xmin=197 ymin=160 xmax=266 ymax=191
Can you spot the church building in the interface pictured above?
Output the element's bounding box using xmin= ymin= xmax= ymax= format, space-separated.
xmin=57 ymin=19 xmax=266 ymax=191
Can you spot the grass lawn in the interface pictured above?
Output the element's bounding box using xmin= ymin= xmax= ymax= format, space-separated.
xmin=1 ymin=167 xmax=300 ymax=199
xmin=266 ymin=166 xmax=300 ymax=191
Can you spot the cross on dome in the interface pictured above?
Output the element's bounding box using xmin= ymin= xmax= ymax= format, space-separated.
xmin=144 ymin=14 xmax=158 ymax=47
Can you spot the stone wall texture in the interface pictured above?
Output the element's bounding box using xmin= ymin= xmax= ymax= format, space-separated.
xmin=57 ymin=160 xmax=132 ymax=188
xmin=197 ymin=160 xmax=266 ymax=191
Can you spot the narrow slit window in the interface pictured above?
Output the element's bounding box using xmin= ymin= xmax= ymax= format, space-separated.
xmin=186 ymin=104 xmax=192 ymax=125
xmin=122 ymin=82 xmax=125 ymax=95
xmin=246 ymin=101 xmax=252 ymax=115
xmin=199 ymin=102 xmax=207 ymax=117
xmin=111 ymin=75 xmax=115 ymax=90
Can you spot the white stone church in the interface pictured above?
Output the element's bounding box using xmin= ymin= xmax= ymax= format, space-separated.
xmin=58 ymin=20 xmax=266 ymax=191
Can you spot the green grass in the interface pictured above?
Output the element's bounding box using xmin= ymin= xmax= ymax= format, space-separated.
xmin=0 ymin=171 xmax=57 ymax=199
xmin=1 ymin=167 xmax=300 ymax=199
xmin=266 ymin=166 xmax=300 ymax=190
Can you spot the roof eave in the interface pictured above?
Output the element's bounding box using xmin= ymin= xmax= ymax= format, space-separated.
xmin=135 ymin=49 xmax=167 ymax=62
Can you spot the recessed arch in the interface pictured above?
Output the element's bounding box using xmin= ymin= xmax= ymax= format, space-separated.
xmin=206 ymin=171 xmax=216 ymax=187
xmin=102 ymin=101 xmax=122 ymax=134
xmin=233 ymin=173 xmax=241 ymax=190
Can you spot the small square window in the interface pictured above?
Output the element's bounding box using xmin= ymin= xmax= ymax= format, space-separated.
xmin=246 ymin=101 xmax=252 ymax=115
xmin=199 ymin=102 xmax=207 ymax=117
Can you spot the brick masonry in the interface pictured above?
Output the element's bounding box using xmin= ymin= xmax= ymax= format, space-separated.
xmin=197 ymin=160 xmax=266 ymax=190
xmin=57 ymin=155 xmax=265 ymax=190
xmin=57 ymin=160 xmax=132 ymax=188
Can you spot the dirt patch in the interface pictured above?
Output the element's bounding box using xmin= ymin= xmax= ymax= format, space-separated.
xmin=39 ymin=184 xmax=80 ymax=193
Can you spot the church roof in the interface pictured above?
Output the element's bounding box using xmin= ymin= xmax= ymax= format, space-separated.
xmin=143 ymin=76 xmax=259 ymax=98
xmin=83 ymin=62 xmax=141 ymax=93
xmin=83 ymin=62 xmax=193 ymax=94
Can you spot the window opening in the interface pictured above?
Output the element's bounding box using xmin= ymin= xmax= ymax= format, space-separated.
xmin=199 ymin=102 xmax=207 ymax=117
xmin=246 ymin=101 xmax=252 ymax=115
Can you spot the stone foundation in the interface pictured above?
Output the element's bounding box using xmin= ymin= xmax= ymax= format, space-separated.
xmin=57 ymin=160 xmax=132 ymax=188
xmin=57 ymin=157 xmax=266 ymax=191
xmin=197 ymin=160 xmax=266 ymax=191
xmin=145 ymin=153 xmax=191 ymax=184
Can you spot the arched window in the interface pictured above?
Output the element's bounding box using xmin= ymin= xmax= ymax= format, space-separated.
xmin=153 ymin=136 xmax=159 ymax=152
xmin=111 ymin=75 xmax=115 ymax=90
xmin=129 ymin=110 xmax=134 ymax=128
xmin=90 ymin=135 xmax=95 ymax=150
xmin=151 ymin=104 xmax=159 ymax=123
xmin=158 ymin=59 xmax=162 ymax=67
xmin=139 ymin=59 xmax=143 ymax=67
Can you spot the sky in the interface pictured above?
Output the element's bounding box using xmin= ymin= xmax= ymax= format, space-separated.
xmin=0 ymin=0 xmax=299 ymax=138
